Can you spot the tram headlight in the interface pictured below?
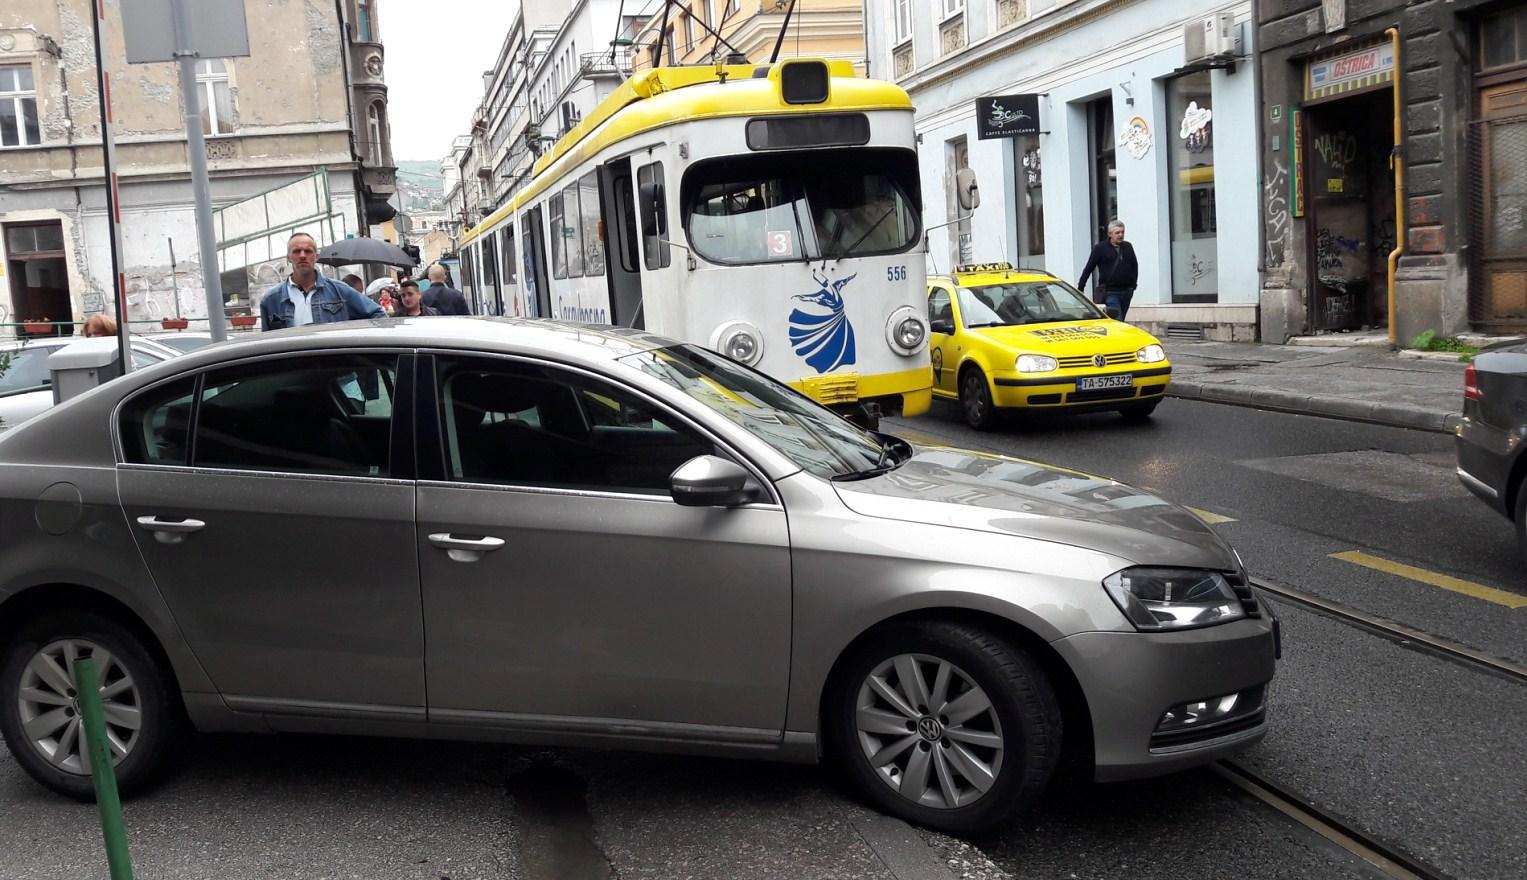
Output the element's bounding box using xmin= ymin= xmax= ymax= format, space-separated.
xmin=885 ymin=307 xmax=927 ymax=355
xmin=1102 ymin=567 xmax=1246 ymax=632
xmin=712 ymin=322 xmax=765 ymax=366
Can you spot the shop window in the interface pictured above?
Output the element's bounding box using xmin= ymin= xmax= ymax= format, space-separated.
xmin=946 ymin=137 xmax=972 ymax=266
xmin=1017 ymin=134 xmax=1044 ymax=263
xmin=0 ymin=64 xmax=42 ymax=148
xmin=1167 ymin=71 xmax=1217 ymax=301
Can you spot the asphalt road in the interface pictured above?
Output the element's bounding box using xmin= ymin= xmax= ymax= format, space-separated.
xmin=3 ymin=398 xmax=1522 ymax=879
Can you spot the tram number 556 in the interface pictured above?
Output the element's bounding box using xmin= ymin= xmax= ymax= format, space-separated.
xmin=886 ymin=265 xmax=908 ymax=282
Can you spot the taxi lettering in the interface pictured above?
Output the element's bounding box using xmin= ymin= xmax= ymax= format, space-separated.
xmin=1027 ymin=326 xmax=1110 ymax=339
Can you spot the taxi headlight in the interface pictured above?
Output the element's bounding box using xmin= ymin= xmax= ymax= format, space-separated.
xmin=1016 ymin=354 xmax=1057 ymax=373
xmin=1137 ymin=344 xmax=1167 ymax=364
xmin=712 ymin=322 xmax=764 ymax=366
xmin=885 ymin=307 xmax=926 ymax=355
xmin=1102 ymin=567 xmax=1245 ymax=631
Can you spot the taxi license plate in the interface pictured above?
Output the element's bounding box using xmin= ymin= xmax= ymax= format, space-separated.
xmin=1076 ymin=375 xmax=1134 ymax=391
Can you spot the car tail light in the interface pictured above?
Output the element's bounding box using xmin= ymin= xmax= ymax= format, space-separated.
xmin=1464 ymin=363 xmax=1481 ymax=401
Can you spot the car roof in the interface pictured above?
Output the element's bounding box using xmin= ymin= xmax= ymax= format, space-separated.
xmin=930 ymin=269 xmax=1058 ymax=288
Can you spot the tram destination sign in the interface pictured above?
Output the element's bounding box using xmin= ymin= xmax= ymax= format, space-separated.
xmin=976 ymin=94 xmax=1041 ymax=140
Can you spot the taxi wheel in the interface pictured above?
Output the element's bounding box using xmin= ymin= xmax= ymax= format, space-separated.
xmin=1118 ymin=402 xmax=1159 ymax=423
xmin=824 ymin=620 xmax=1062 ymax=836
xmin=959 ymin=368 xmax=998 ymax=430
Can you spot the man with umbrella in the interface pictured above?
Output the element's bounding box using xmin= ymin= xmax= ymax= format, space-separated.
xmin=259 ymin=232 xmax=384 ymax=331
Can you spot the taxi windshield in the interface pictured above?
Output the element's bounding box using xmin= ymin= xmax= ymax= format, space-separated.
xmin=958 ymin=281 xmax=1102 ymax=328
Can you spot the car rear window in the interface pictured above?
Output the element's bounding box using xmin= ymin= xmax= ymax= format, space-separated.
xmin=0 ymin=347 xmax=55 ymax=396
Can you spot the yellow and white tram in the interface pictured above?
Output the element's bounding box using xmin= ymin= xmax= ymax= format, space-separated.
xmin=456 ymin=59 xmax=932 ymax=418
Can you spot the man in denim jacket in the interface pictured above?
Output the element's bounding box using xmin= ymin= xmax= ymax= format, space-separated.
xmin=259 ymin=232 xmax=385 ymax=331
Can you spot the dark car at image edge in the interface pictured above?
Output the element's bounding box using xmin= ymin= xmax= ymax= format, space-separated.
xmin=1456 ymin=338 xmax=1527 ymax=565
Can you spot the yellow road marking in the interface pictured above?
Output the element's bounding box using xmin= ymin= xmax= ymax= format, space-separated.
xmin=1330 ymin=551 xmax=1527 ymax=609
xmin=893 ymin=428 xmax=952 ymax=447
xmin=1186 ymin=507 xmax=1237 ymax=524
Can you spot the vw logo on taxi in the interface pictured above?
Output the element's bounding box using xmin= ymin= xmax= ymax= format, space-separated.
xmin=1092 ymin=354 xmax=1108 ymax=369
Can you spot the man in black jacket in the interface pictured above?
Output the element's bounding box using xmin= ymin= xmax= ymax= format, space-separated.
xmin=1077 ymin=220 xmax=1139 ymax=321
xmin=422 ymin=263 xmax=471 ymax=315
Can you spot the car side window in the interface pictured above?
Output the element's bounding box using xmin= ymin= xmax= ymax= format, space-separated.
xmin=120 ymin=377 xmax=197 ymax=466
xmin=438 ymin=358 xmax=715 ymax=494
xmin=928 ymin=288 xmax=952 ymax=328
xmin=192 ymin=354 xmax=398 ymax=477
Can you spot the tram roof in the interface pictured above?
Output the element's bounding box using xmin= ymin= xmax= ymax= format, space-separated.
xmin=460 ymin=60 xmax=914 ymax=247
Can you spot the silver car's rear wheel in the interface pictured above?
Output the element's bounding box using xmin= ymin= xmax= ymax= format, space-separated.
xmin=826 ymin=620 xmax=1062 ymax=836
xmin=854 ymin=653 xmax=1004 ymax=810
xmin=18 ymin=638 xmax=142 ymax=775
xmin=1 ymin=611 xmax=187 ymax=800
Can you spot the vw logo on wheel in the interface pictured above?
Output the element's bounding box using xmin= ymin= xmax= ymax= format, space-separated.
xmin=1092 ymin=354 xmax=1108 ymax=369
xmin=916 ymin=716 xmax=944 ymax=742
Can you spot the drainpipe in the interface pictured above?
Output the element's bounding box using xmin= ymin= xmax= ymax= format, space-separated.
xmin=1385 ymin=26 xmax=1404 ymax=349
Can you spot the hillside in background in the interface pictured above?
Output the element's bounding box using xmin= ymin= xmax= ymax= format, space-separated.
xmin=396 ymin=159 xmax=445 ymax=198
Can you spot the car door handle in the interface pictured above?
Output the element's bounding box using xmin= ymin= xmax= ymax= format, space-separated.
xmin=428 ymin=532 xmax=505 ymax=563
xmin=135 ymin=516 xmax=206 ymax=545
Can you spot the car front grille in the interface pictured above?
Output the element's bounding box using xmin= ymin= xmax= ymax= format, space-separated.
xmin=1057 ymin=352 xmax=1136 ymax=369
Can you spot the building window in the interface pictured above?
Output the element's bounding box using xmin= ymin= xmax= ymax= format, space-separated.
xmin=1167 ymin=71 xmax=1217 ymax=301
xmin=367 ymin=103 xmax=386 ymax=164
xmin=943 ymin=0 xmax=965 ymax=18
xmin=195 ymin=59 xmax=235 ymax=136
xmin=1480 ymin=8 xmax=1527 ymax=72
xmin=356 ymin=0 xmax=374 ymax=41
xmin=895 ymin=0 xmax=912 ymax=44
xmin=1016 ymin=134 xmax=1044 ymax=264
xmin=684 ymin=11 xmax=696 ymax=52
xmin=0 ymin=64 xmax=42 ymax=148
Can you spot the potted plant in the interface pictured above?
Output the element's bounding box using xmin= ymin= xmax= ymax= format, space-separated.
xmin=160 ymin=317 xmax=189 ymax=330
xmin=229 ymin=314 xmax=258 ymax=328
xmin=22 ymin=318 xmax=51 ymax=334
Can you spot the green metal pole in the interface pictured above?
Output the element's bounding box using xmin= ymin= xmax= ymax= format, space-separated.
xmin=73 ymin=658 xmax=135 ymax=880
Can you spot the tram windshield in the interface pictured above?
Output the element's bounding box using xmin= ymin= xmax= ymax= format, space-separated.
xmin=682 ymin=148 xmax=920 ymax=265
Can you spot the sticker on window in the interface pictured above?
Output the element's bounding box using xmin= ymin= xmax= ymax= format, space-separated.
xmin=766 ymin=230 xmax=794 ymax=258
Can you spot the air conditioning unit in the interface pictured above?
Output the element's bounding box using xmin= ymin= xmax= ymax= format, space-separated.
xmin=1184 ymin=13 xmax=1240 ymax=63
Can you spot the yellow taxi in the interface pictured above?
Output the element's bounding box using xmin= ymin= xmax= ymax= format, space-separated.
xmin=927 ymin=263 xmax=1171 ymax=428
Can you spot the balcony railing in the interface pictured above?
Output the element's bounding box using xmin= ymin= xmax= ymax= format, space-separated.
xmin=580 ymin=48 xmax=633 ymax=79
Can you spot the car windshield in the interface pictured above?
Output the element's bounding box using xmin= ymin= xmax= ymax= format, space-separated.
xmin=682 ymin=148 xmax=920 ymax=265
xmin=618 ymin=344 xmax=887 ymax=478
xmin=959 ymin=281 xmax=1102 ymax=328
xmin=0 ymin=346 xmax=56 ymax=396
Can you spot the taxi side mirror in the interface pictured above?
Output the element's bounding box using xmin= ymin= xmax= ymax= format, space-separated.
xmin=929 ymin=319 xmax=954 ymax=335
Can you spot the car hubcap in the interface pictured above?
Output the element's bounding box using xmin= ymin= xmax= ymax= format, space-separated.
xmin=17 ymin=639 xmax=141 ymax=775
xmin=854 ymin=653 xmax=1004 ymax=810
xmin=963 ymin=376 xmax=985 ymax=422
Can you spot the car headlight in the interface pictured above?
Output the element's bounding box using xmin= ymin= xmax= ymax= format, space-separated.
xmin=885 ymin=307 xmax=926 ymax=355
xmin=1016 ymin=354 xmax=1057 ymax=373
xmin=1102 ymin=567 xmax=1246 ymax=631
xmin=712 ymin=322 xmax=764 ymax=366
xmin=1136 ymin=344 xmax=1167 ymax=364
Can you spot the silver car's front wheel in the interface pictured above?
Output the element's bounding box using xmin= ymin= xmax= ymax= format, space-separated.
xmin=854 ymin=653 xmax=1004 ymax=810
xmin=18 ymin=638 xmax=141 ymax=774
xmin=1 ymin=611 xmax=187 ymax=800
xmin=827 ymin=620 xmax=1062 ymax=836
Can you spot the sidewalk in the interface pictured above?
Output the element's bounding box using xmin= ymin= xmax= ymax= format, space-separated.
xmin=1163 ymin=337 xmax=1477 ymax=433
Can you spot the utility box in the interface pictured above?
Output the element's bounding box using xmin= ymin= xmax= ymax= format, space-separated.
xmin=48 ymin=338 xmax=123 ymax=405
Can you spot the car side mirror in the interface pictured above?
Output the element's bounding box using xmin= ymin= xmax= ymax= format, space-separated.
xmin=955 ymin=167 xmax=980 ymax=212
xmin=639 ymin=181 xmax=667 ymax=237
xmin=929 ymin=319 xmax=954 ymax=335
xmin=670 ymin=455 xmax=755 ymax=507
xmin=1104 ymin=305 xmax=1121 ymax=320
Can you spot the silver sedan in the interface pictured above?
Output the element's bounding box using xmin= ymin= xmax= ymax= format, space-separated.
xmin=0 ymin=318 xmax=1277 ymax=835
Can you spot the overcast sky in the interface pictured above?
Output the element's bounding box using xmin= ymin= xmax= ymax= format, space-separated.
xmin=383 ymin=0 xmax=665 ymax=172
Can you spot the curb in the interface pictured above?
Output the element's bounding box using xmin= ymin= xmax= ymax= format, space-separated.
xmin=1167 ymin=380 xmax=1462 ymax=434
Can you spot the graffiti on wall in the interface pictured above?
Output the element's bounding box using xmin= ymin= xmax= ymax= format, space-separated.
xmin=1313 ymin=131 xmax=1358 ymax=172
xmin=1264 ymin=161 xmax=1292 ymax=267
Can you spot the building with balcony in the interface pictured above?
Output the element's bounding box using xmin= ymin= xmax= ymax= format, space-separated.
xmin=0 ymin=0 xmax=397 ymax=332
xmin=629 ymin=0 xmax=866 ymax=73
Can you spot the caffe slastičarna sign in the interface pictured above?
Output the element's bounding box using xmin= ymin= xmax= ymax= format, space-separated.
xmin=976 ymin=94 xmax=1041 ymax=140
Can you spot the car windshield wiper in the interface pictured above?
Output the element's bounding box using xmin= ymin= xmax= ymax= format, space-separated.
xmin=830 ymin=433 xmax=912 ymax=481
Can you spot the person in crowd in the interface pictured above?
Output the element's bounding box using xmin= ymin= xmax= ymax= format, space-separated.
xmin=1077 ymin=219 xmax=1139 ymax=321
xmin=82 ymin=315 xmax=118 ymax=337
xmin=422 ymin=263 xmax=470 ymax=315
xmin=259 ymin=232 xmax=384 ymax=331
xmin=395 ymin=280 xmax=438 ymax=317
xmin=342 ymin=274 xmax=365 ymax=293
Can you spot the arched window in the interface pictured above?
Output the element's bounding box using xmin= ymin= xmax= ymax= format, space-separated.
xmin=195 ymin=59 xmax=235 ymax=135
xmin=367 ymin=102 xmax=385 ymax=165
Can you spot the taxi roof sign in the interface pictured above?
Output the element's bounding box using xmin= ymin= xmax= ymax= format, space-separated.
xmin=955 ymin=262 xmax=1014 ymax=273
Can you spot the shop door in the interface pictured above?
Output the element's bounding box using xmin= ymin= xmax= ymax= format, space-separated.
xmin=1305 ymin=92 xmax=1393 ymax=331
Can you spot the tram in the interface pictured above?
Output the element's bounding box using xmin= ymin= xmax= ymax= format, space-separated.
xmin=456 ymin=58 xmax=932 ymax=418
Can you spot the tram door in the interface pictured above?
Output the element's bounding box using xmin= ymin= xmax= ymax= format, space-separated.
xmin=522 ymin=206 xmax=552 ymax=319
xmin=601 ymin=158 xmax=646 ymax=328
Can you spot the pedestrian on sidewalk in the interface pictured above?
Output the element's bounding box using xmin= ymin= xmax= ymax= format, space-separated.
xmin=395 ymin=280 xmax=438 ymax=317
xmin=82 ymin=314 xmax=117 ymax=337
xmin=1078 ymin=219 xmax=1139 ymax=322
xmin=422 ymin=263 xmax=470 ymax=315
xmin=259 ymin=232 xmax=384 ymax=331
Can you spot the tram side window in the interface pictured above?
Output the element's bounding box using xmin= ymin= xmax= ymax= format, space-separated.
xmin=562 ymin=181 xmax=585 ymax=277
xmin=550 ymin=195 xmax=568 ymax=279
xmin=579 ymin=172 xmax=604 ymax=277
xmin=501 ymin=226 xmax=517 ymax=285
xmin=638 ymin=161 xmax=671 ymax=270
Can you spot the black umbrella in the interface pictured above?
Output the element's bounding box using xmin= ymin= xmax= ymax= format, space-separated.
xmin=317 ymin=237 xmax=417 ymax=268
